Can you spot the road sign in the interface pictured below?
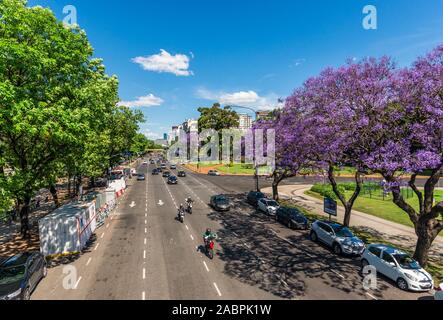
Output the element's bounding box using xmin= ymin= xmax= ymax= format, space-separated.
xmin=324 ymin=197 xmax=337 ymax=218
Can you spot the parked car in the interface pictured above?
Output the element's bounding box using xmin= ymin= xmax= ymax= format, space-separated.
xmin=170 ymin=164 xmax=177 ymax=170
xmin=178 ymin=171 xmax=186 ymax=177
xmin=152 ymin=168 xmax=159 ymax=175
xmin=162 ymin=171 xmax=171 ymax=178
xmin=275 ymin=207 xmax=309 ymax=229
xmin=210 ymin=195 xmax=231 ymax=212
xmin=0 ymin=252 xmax=47 ymax=300
xmin=167 ymin=176 xmax=178 ymax=185
xmin=137 ymin=174 xmax=146 ymax=181
xmin=246 ymin=191 xmax=266 ymax=207
xmin=258 ymin=198 xmax=280 ymax=216
xmin=361 ymin=244 xmax=434 ymax=292
xmin=208 ymin=170 xmax=220 ymax=176
xmin=310 ymin=220 xmax=365 ymax=255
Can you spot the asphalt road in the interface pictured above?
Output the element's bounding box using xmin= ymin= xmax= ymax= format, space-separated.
xmin=32 ymin=161 xmax=434 ymax=300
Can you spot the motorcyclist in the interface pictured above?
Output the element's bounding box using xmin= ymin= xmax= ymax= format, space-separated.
xmin=202 ymin=228 xmax=217 ymax=243
xmin=185 ymin=197 xmax=194 ymax=212
xmin=177 ymin=204 xmax=185 ymax=220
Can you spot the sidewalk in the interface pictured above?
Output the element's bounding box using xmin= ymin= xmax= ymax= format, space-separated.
xmin=262 ymin=184 xmax=443 ymax=262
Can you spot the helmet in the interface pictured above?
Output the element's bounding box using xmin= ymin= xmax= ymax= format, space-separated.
xmin=206 ymin=228 xmax=211 ymax=234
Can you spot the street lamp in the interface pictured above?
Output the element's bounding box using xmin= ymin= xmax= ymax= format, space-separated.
xmin=230 ymin=105 xmax=260 ymax=192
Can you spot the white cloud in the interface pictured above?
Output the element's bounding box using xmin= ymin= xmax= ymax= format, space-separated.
xmin=196 ymin=88 xmax=282 ymax=111
xmin=119 ymin=94 xmax=164 ymax=108
xmin=142 ymin=129 xmax=162 ymax=140
xmin=290 ymin=58 xmax=306 ymax=68
xmin=132 ymin=49 xmax=193 ymax=76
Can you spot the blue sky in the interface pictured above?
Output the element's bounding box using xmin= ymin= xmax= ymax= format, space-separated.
xmin=28 ymin=0 xmax=443 ymax=139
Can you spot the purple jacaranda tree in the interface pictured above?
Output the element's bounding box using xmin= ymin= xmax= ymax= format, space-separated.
xmin=365 ymin=45 xmax=443 ymax=267
xmin=288 ymin=56 xmax=397 ymax=227
xmin=254 ymin=97 xmax=314 ymax=200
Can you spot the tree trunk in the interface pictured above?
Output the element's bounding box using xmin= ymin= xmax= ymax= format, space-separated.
xmin=49 ymin=184 xmax=60 ymax=208
xmin=343 ymin=206 xmax=352 ymax=227
xmin=19 ymin=196 xmax=31 ymax=239
xmin=67 ymin=175 xmax=71 ymax=198
xmin=272 ymin=181 xmax=280 ymax=201
xmin=413 ymin=224 xmax=432 ymax=268
xmin=90 ymin=176 xmax=96 ymax=189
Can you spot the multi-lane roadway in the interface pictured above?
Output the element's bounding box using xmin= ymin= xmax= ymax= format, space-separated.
xmin=32 ymin=162 xmax=432 ymax=300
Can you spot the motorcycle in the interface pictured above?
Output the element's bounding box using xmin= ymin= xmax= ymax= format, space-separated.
xmin=177 ymin=209 xmax=185 ymax=223
xmin=204 ymin=237 xmax=216 ymax=259
xmin=186 ymin=202 xmax=193 ymax=214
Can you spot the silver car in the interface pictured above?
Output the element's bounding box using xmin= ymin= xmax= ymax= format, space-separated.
xmin=257 ymin=198 xmax=280 ymax=216
xmin=310 ymin=220 xmax=365 ymax=255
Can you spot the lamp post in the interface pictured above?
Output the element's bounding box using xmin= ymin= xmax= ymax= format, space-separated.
xmin=230 ymin=105 xmax=260 ymax=192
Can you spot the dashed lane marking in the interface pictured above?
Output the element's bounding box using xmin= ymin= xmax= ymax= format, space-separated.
xmin=213 ymin=282 xmax=222 ymax=297
xmin=86 ymin=257 xmax=92 ymax=266
xmin=74 ymin=276 xmax=82 ymax=289
xmin=203 ymin=261 xmax=210 ymax=272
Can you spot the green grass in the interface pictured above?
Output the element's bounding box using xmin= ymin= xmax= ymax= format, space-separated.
xmin=306 ymin=189 xmax=443 ymax=232
xmin=280 ymin=199 xmax=443 ymax=283
xmin=217 ymin=164 xmax=254 ymax=175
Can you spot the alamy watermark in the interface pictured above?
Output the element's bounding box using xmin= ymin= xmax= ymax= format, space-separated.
xmin=362 ymin=5 xmax=377 ymax=30
xmin=167 ymin=128 xmax=276 ymax=171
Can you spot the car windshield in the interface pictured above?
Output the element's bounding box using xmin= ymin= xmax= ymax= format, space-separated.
xmin=0 ymin=265 xmax=26 ymax=285
xmin=333 ymin=226 xmax=354 ymax=238
xmin=217 ymin=197 xmax=228 ymax=203
xmin=266 ymin=200 xmax=279 ymax=207
xmin=393 ymin=254 xmax=421 ymax=270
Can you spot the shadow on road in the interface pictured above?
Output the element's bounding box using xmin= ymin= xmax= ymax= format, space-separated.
xmin=206 ymin=193 xmax=391 ymax=300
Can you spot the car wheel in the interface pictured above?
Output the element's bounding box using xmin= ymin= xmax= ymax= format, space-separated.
xmin=397 ymin=278 xmax=409 ymax=291
xmin=310 ymin=231 xmax=318 ymax=242
xmin=287 ymin=220 xmax=292 ymax=229
xmin=333 ymin=243 xmax=342 ymax=255
xmin=360 ymin=259 xmax=369 ymax=273
xmin=22 ymin=287 xmax=31 ymax=300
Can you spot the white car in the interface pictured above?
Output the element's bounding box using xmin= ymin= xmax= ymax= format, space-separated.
xmin=361 ymin=244 xmax=434 ymax=292
xmin=257 ymin=198 xmax=280 ymax=216
xmin=208 ymin=170 xmax=220 ymax=176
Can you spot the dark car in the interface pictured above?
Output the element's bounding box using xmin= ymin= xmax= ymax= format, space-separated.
xmin=177 ymin=171 xmax=186 ymax=177
xmin=162 ymin=171 xmax=171 ymax=178
xmin=157 ymin=167 xmax=163 ymax=173
xmin=246 ymin=191 xmax=266 ymax=207
xmin=151 ymin=169 xmax=159 ymax=175
xmin=167 ymin=176 xmax=178 ymax=185
xmin=0 ymin=252 xmax=47 ymax=300
xmin=210 ymin=195 xmax=231 ymax=212
xmin=137 ymin=174 xmax=146 ymax=181
xmin=275 ymin=207 xmax=309 ymax=230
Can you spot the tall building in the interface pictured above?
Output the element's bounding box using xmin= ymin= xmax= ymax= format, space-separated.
xmin=163 ymin=133 xmax=168 ymax=140
xmin=182 ymin=119 xmax=199 ymax=133
xmin=238 ymin=113 xmax=252 ymax=130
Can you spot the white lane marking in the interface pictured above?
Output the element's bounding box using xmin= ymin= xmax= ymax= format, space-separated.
xmin=144 ymin=238 xmax=147 ymax=245
xmin=243 ymin=243 xmax=251 ymax=249
xmin=101 ymin=233 xmax=105 ymax=239
xmin=145 ymin=228 xmax=147 ymax=234
xmin=145 ymin=220 xmax=147 ymax=224
xmin=94 ymin=243 xmax=100 ymax=251
xmin=213 ymin=282 xmax=222 ymax=296
xmin=232 ymin=232 xmax=238 ymax=237
xmin=142 ymin=291 xmax=146 ymax=300
xmin=86 ymin=257 xmax=92 ymax=266
xmin=106 ymin=223 xmax=110 ymax=229
xmin=74 ymin=276 xmax=82 ymax=289
xmin=143 ymin=250 xmax=146 ymax=259
xmin=203 ymin=261 xmax=210 ymax=272
xmin=190 ymin=235 xmax=194 ymax=241
xmin=331 ymin=269 xmax=345 ymax=279
xmin=366 ymin=292 xmax=378 ymax=300
xmin=142 ymin=268 xmax=146 ymax=279
xmin=145 ymin=213 xmax=147 ymax=217
xmin=185 ymin=225 xmax=189 ymax=230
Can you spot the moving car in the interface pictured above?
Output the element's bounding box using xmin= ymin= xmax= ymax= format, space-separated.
xmin=361 ymin=244 xmax=434 ymax=292
xmin=162 ymin=171 xmax=171 ymax=178
xmin=151 ymin=168 xmax=159 ymax=175
xmin=137 ymin=174 xmax=146 ymax=181
xmin=275 ymin=207 xmax=309 ymax=229
xmin=246 ymin=191 xmax=266 ymax=207
xmin=257 ymin=198 xmax=280 ymax=216
xmin=310 ymin=220 xmax=365 ymax=256
xmin=142 ymin=161 xmax=148 ymax=165
xmin=208 ymin=170 xmax=220 ymax=176
xmin=161 ymin=164 xmax=167 ymax=170
xmin=0 ymin=252 xmax=47 ymax=300
xmin=210 ymin=195 xmax=231 ymax=212
xmin=167 ymin=176 xmax=178 ymax=185
xmin=170 ymin=164 xmax=177 ymax=170
xmin=178 ymin=171 xmax=186 ymax=177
